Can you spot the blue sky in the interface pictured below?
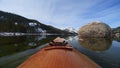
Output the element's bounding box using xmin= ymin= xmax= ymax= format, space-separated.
xmin=0 ymin=0 xmax=120 ymax=30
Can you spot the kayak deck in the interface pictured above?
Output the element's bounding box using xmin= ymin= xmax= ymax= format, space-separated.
xmin=17 ymin=37 xmax=101 ymax=68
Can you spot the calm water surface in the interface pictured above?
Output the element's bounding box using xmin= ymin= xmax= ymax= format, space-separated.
xmin=0 ymin=35 xmax=120 ymax=68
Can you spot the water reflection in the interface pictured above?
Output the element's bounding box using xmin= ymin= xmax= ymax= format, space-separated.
xmin=113 ymin=37 xmax=120 ymax=42
xmin=0 ymin=35 xmax=59 ymax=68
xmin=0 ymin=36 xmax=120 ymax=68
xmin=65 ymin=36 xmax=77 ymax=41
xmin=78 ymin=37 xmax=112 ymax=51
xmin=0 ymin=36 xmax=26 ymax=44
xmin=0 ymin=35 xmax=58 ymax=57
xmin=27 ymin=35 xmax=46 ymax=46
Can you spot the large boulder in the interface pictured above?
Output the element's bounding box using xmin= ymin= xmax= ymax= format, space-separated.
xmin=78 ymin=21 xmax=112 ymax=38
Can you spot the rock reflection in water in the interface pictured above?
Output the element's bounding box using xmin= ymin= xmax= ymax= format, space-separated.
xmin=78 ymin=37 xmax=112 ymax=51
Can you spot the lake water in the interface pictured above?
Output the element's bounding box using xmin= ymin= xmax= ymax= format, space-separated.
xmin=0 ymin=35 xmax=120 ymax=68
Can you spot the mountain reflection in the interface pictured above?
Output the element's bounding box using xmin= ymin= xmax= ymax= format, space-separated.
xmin=0 ymin=35 xmax=57 ymax=57
xmin=78 ymin=37 xmax=112 ymax=51
xmin=113 ymin=37 xmax=120 ymax=42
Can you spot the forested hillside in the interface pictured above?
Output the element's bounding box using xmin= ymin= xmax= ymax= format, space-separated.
xmin=0 ymin=11 xmax=75 ymax=35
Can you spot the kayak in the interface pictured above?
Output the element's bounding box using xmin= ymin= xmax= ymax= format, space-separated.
xmin=17 ymin=37 xmax=101 ymax=68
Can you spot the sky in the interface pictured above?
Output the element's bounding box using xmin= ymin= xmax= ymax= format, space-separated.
xmin=0 ymin=0 xmax=120 ymax=30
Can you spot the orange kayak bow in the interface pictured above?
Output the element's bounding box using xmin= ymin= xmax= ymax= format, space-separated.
xmin=18 ymin=37 xmax=101 ymax=68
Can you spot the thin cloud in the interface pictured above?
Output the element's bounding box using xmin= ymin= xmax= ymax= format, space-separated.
xmin=81 ymin=0 xmax=120 ymax=18
xmin=0 ymin=0 xmax=119 ymax=29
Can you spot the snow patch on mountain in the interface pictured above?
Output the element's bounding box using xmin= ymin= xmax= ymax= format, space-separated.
xmin=63 ymin=27 xmax=76 ymax=33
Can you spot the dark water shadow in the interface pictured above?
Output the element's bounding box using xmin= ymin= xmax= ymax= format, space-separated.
xmin=0 ymin=35 xmax=59 ymax=57
xmin=78 ymin=37 xmax=112 ymax=51
xmin=0 ymin=35 xmax=61 ymax=68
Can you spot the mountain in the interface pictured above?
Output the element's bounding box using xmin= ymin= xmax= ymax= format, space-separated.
xmin=0 ymin=10 xmax=74 ymax=35
xmin=63 ymin=27 xmax=77 ymax=35
xmin=112 ymin=27 xmax=120 ymax=38
xmin=112 ymin=27 xmax=120 ymax=33
xmin=63 ymin=27 xmax=75 ymax=32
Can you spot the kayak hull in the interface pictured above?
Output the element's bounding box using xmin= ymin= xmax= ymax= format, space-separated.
xmin=18 ymin=37 xmax=100 ymax=68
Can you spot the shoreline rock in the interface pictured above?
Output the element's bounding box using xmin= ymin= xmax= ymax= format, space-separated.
xmin=78 ymin=21 xmax=112 ymax=38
